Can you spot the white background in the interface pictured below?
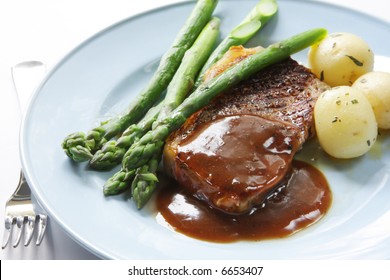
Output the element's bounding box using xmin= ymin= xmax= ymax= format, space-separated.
xmin=0 ymin=0 xmax=389 ymax=260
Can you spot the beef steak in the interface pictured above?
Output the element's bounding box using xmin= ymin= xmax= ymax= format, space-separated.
xmin=163 ymin=46 xmax=329 ymax=214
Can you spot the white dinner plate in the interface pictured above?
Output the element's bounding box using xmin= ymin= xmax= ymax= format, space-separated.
xmin=21 ymin=0 xmax=390 ymax=259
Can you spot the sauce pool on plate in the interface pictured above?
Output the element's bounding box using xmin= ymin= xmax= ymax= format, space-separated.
xmin=156 ymin=160 xmax=332 ymax=243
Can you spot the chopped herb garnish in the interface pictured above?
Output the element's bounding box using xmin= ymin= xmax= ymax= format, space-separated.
xmin=351 ymin=99 xmax=359 ymax=104
xmin=346 ymin=55 xmax=363 ymax=66
xmin=367 ymin=139 xmax=371 ymax=146
xmin=332 ymin=116 xmax=341 ymax=123
xmin=336 ymin=100 xmax=341 ymax=105
xmin=320 ymin=70 xmax=324 ymax=81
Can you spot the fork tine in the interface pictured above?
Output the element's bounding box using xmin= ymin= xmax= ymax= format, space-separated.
xmin=13 ymin=216 xmax=24 ymax=248
xmin=2 ymin=216 xmax=13 ymax=249
xmin=35 ymin=214 xmax=47 ymax=246
xmin=23 ymin=215 xmax=36 ymax=246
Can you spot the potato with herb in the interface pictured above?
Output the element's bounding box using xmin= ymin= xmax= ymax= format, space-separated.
xmin=314 ymin=86 xmax=377 ymax=159
xmin=308 ymin=32 xmax=374 ymax=86
xmin=353 ymin=71 xmax=390 ymax=129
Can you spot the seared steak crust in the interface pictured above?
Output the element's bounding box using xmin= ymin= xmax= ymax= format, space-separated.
xmin=176 ymin=56 xmax=328 ymax=146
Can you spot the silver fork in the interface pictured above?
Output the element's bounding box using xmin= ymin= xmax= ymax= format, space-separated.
xmin=2 ymin=61 xmax=47 ymax=249
xmin=2 ymin=173 xmax=47 ymax=248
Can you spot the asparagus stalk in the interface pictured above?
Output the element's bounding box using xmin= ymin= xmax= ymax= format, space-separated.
xmin=102 ymin=17 xmax=221 ymax=195
xmin=123 ymin=28 xmax=328 ymax=172
xmin=92 ymin=17 xmax=221 ymax=171
xmin=195 ymin=0 xmax=278 ymax=85
xmin=62 ymin=0 xmax=219 ymax=162
xmin=241 ymin=0 xmax=278 ymax=24
xmin=156 ymin=17 xmax=221 ymax=124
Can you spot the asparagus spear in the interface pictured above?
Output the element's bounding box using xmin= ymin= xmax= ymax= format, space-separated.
xmin=62 ymin=0 xmax=219 ymax=162
xmin=102 ymin=17 xmax=221 ymax=195
xmin=103 ymin=169 xmax=137 ymax=196
xmin=92 ymin=17 xmax=221 ymax=171
xmin=123 ymin=28 xmax=328 ymax=172
xmin=131 ymin=152 xmax=161 ymax=209
xmin=90 ymin=100 xmax=163 ymax=170
xmin=103 ymin=142 xmax=164 ymax=196
xmin=195 ymin=0 xmax=278 ymax=85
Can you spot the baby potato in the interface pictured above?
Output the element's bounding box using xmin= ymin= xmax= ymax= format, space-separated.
xmin=353 ymin=71 xmax=390 ymax=129
xmin=314 ymin=86 xmax=377 ymax=159
xmin=308 ymin=32 xmax=374 ymax=86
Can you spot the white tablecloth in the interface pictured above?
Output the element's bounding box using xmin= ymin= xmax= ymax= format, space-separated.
xmin=0 ymin=0 xmax=388 ymax=259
